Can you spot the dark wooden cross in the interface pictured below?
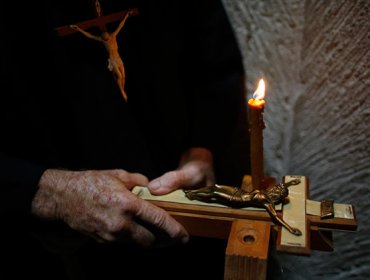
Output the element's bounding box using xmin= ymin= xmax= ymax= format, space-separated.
xmin=55 ymin=0 xmax=139 ymax=37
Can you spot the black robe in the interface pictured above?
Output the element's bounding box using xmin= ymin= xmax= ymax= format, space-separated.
xmin=0 ymin=0 xmax=250 ymax=278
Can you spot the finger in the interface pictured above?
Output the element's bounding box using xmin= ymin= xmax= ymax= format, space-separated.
xmin=95 ymin=226 xmax=155 ymax=247
xmin=94 ymin=232 xmax=115 ymax=243
xmin=124 ymin=172 xmax=149 ymax=189
xmin=135 ymin=200 xmax=189 ymax=244
xmin=113 ymin=220 xmax=177 ymax=248
xmin=124 ymin=222 xmax=156 ymax=247
xmin=105 ymin=169 xmax=149 ymax=189
xmin=147 ymin=170 xmax=183 ymax=195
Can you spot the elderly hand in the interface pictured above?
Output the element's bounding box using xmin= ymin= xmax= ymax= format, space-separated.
xmin=32 ymin=169 xmax=189 ymax=247
xmin=148 ymin=147 xmax=216 ymax=195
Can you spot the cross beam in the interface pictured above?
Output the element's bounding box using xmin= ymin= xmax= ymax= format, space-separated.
xmin=55 ymin=9 xmax=139 ymax=37
xmin=55 ymin=0 xmax=139 ymax=37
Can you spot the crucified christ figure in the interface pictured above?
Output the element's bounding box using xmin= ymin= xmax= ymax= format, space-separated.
xmin=184 ymin=179 xmax=302 ymax=236
xmin=70 ymin=10 xmax=134 ymax=101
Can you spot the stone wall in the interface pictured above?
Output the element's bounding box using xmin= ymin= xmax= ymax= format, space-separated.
xmin=223 ymin=0 xmax=370 ymax=279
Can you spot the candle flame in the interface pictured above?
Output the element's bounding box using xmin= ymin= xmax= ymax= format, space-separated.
xmin=253 ymin=79 xmax=265 ymax=100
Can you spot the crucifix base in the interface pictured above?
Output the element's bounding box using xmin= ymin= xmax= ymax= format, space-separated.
xmin=225 ymin=220 xmax=270 ymax=280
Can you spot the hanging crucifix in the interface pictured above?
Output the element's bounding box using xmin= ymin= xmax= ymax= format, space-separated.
xmin=55 ymin=0 xmax=139 ymax=101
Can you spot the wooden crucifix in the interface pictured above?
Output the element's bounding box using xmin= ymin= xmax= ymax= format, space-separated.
xmin=55 ymin=0 xmax=139 ymax=101
xmin=132 ymin=174 xmax=357 ymax=279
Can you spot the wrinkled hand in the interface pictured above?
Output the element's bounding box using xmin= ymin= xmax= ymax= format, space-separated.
xmin=32 ymin=169 xmax=189 ymax=247
xmin=148 ymin=147 xmax=215 ymax=195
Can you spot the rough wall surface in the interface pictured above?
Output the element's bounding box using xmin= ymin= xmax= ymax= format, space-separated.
xmin=223 ymin=0 xmax=370 ymax=279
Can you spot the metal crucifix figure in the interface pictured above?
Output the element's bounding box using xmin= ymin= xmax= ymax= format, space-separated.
xmin=184 ymin=179 xmax=302 ymax=236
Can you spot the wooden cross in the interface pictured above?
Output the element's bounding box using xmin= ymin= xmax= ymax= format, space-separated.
xmin=55 ymin=1 xmax=139 ymax=37
xmin=55 ymin=0 xmax=139 ymax=101
xmin=132 ymin=174 xmax=357 ymax=279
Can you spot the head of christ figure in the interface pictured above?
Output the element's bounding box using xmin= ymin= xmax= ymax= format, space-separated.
xmin=101 ymin=32 xmax=110 ymax=41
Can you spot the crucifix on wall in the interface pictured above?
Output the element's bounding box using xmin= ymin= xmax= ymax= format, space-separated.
xmin=55 ymin=0 xmax=139 ymax=101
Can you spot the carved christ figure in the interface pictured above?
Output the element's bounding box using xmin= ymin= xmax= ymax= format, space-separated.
xmin=70 ymin=10 xmax=134 ymax=101
xmin=184 ymin=179 xmax=302 ymax=236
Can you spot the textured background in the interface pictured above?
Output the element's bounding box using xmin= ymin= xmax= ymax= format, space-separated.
xmin=223 ymin=0 xmax=370 ymax=279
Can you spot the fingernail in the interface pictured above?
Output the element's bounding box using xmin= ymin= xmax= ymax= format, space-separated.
xmin=149 ymin=182 xmax=159 ymax=191
xmin=149 ymin=179 xmax=161 ymax=191
xmin=181 ymin=235 xmax=190 ymax=244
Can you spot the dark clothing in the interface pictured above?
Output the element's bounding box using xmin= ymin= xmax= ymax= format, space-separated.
xmin=1 ymin=0 xmax=249 ymax=279
xmin=1 ymin=0 xmax=249 ymax=218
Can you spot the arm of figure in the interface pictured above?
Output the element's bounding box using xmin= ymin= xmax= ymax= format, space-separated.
xmin=264 ymin=203 xmax=302 ymax=236
xmin=70 ymin=25 xmax=102 ymax=41
xmin=112 ymin=10 xmax=131 ymax=37
xmin=32 ymin=169 xmax=189 ymax=246
xmin=148 ymin=147 xmax=216 ymax=195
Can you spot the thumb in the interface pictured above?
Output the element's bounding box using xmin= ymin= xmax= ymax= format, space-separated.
xmin=147 ymin=171 xmax=183 ymax=195
xmin=148 ymin=164 xmax=203 ymax=195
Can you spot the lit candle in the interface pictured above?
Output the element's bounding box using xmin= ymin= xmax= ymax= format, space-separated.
xmin=248 ymin=79 xmax=266 ymax=190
